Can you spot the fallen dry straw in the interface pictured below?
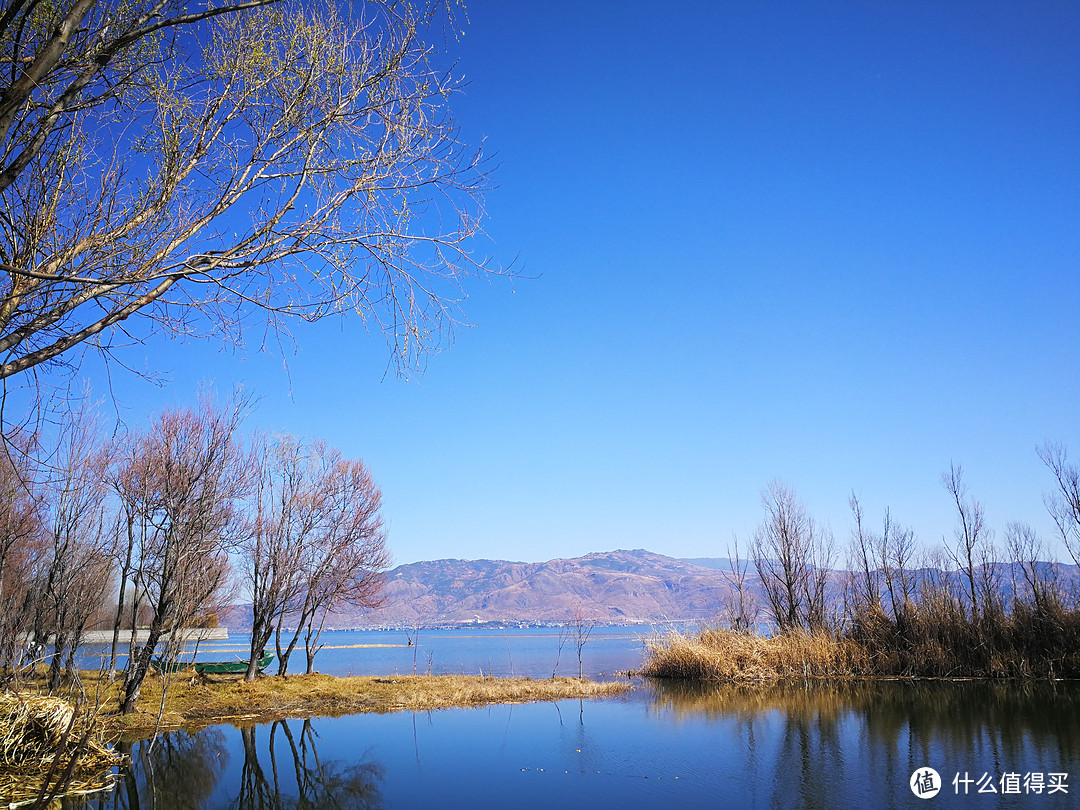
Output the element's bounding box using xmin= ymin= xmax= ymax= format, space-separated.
xmin=0 ymin=692 xmax=122 ymax=806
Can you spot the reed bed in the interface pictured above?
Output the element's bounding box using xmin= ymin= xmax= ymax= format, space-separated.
xmin=846 ymin=600 xmax=1080 ymax=678
xmin=643 ymin=603 xmax=1080 ymax=682
xmin=641 ymin=627 xmax=869 ymax=681
xmin=0 ymin=692 xmax=122 ymax=807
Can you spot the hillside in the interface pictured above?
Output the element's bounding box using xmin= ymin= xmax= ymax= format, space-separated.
xmin=304 ymin=549 xmax=750 ymax=627
xmin=221 ymin=549 xmax=1080 ymax=629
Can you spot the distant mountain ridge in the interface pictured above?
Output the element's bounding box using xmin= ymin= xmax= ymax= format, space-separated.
xmin=220 ymin=549 xmax=1080 ymax=630
xmin=327 ymin=549 xmax=745 ymax=627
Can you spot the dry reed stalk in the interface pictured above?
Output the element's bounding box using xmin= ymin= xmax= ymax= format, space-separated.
xmin=642 ymin=627 xmax=869 ymax=681
xmin=0 ymin=692 xmax=122 ymax=806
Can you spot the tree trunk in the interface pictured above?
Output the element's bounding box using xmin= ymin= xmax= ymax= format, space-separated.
xmin=47 ymin=631 xmax=67 ymax=691
xmin=245 ymin=618 xmax=273 ymax=682
xmin=109 ymin=521 xmax=135 ymax=675
xmin=122 ymin=618 xmax=165 ymax=715
xmin=303 ymin=609 xmax=329 ymax=675
xmin=276 ymin=594 xmax=315 ymax=676
xmin=108 ymin=580 xmax=126 ymax=676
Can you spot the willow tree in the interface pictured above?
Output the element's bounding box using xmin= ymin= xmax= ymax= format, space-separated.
xmin=0 ymin=0 xmax=493 ymax=388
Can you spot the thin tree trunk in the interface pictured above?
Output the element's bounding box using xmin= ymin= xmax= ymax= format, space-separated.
xmin=304 ymin=608 xmax=330 ymax=675
xmin=122 ymin=616 xmax=165 ymax=715
xmin=109 ymin=518 xmax=135 ymax=675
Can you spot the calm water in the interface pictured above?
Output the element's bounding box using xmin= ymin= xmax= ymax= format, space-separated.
xmin=79 ymin=626 xmax=655 ymax=680
xmin=75 ymin=631 xmax=1080 ymax=809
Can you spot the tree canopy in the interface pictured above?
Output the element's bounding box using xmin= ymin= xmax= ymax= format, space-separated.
xmin=0 ymin=0 xmax=493 ymax=383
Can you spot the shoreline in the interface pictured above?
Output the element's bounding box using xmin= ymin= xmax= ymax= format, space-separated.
xmin=90 ymin=672 xmax=631 ymax=740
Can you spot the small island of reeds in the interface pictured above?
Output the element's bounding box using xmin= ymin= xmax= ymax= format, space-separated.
xmin=643 ymin=602 xmax=1080 ymax=681
xmin=645 ymin=473 xmax=1080 ymax=683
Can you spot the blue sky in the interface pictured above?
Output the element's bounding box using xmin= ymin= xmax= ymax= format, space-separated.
xmin=91 ymin=1 xmax=1079 ymax=566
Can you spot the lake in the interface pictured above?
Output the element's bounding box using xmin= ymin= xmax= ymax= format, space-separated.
xmin=79 ymin=629 xmax=1080 ymax=808
xmin=79 ymin=626 xmax=655 ymax=680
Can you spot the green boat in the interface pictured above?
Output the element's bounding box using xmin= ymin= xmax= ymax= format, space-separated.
xmin=151 ymin=652 xmax=274 ymax=676
xmin=194 ymin=653 xmax=274 ymax=676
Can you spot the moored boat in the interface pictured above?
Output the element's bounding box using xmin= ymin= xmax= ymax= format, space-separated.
xmin=194 ymin=652 xmax=274 ymax=676
xmin=151 ymin=652 xmax=274 ymax=676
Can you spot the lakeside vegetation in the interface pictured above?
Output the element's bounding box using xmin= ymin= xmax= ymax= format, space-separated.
xmin=105 ymin=672 xmax=630 ymax=738
xmin=643 ymin=627 xmax=867 ymax=681
xmin=6 ymin=668 xmax=629 ymax=740
xmin=0 ymin=669 xmax=628 ymax=804
xmin=642 ymin=614 xmax=1080 ymax=681
xmin=646 ymin=453 xmax=1080 ymax=682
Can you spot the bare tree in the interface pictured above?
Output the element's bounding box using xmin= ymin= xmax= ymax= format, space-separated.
xmin=34 ymin=408 xmax=114 ymax=691
xmin=1004 ymin=521 xmax=1059 ymax=612
xmin=941 ymin=464 xmax=991 ymax=621
xmin=721 ymin=535 xmax=758 ymax=633
xmin=272 ymin=444 xmax=389 ymax=676
xmin=106 ymin=435 xmax=152 ymax=678
xmin=1039 ymin=442 xmax=1080 ymax=569
xmin=751 ymin=480 xmax=823 ymax=632
xmin=563 ymin=606 xmax=595 ymax=680
xmin=847 ymin=493 xmax=880 ymax=615
xmin=114 ymin=391 xmax=252 ymax=714
xmin=0 ymin=430 xmax=43 ymax=675
xmin=803 ymin=523 xmax=836 ymax=631
xmin=243 ymin=435 xmax=323 ymax=681
xmin=877 ymin=509 xmax=917 ymax=629
xmin=0 ymin=0 xmax=497 ymax=390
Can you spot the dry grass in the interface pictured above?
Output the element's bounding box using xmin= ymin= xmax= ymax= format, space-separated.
xmin=93 ymin=672 xmax=629 ymax=738
xmin=642 ymin=627 xmax=870 ymax=681
xmin=847 ymin=600 xmax=1080 ymax=678
xmin=0 ymin=692 xmax=122 ymax=807
xmin=645 ymin=606 xmax=1080 ymax=682
xmin=0 ymin=669 xmax=627 ymax=800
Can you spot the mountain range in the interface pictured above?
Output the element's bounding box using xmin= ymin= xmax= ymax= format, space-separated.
xmin=324 ymin=548 xmax=748 ymax=627
xmin=221 ymin=548 xmax=1080 ymax=630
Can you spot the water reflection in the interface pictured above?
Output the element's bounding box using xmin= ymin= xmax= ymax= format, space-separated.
xmin=71 ymin=680 xmax=1080 ymax=809
xmin=111 ymin=729 xmax=228 ymax=810
xmin=650 ymin=679 xmax=1080 ymax=808
xmin=652 ymin=678 xmax=1080 ymax=754
xmin=87 ymin=719 xmax=383 ymax=810
xmin=235 ymin=720 xmax=383 ymax=809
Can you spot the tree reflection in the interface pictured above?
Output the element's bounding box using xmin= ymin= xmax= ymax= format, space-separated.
xmin=86 ymin=729 xmax=228 ymax=810
xmin=78 ymin=717 xmax=383 ymax=810
xmin=650 ymin=679 xmax=1080 ymax=808
xmin=238 ymin=718 xmax=384 ymax=810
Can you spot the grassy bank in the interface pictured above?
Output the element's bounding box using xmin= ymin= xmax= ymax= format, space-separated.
xmin=0 ymin=671 xmax=627 ymax=803
xmin=70 ymin=671 xmax=629 ymax=738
